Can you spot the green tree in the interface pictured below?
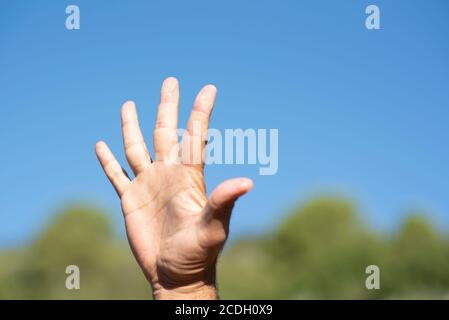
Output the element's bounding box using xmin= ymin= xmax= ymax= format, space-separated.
xmin=1 ymin=197 xmax=449 ymax=299
xmin=382 ymin=214 xmax=449 ymax=298
xmin=0 ymin=206 xmax=150 ymax=299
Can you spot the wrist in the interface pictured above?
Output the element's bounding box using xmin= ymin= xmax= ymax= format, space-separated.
xmin=146 ymin=254 xmax=219 ymax=300
xmin=152 ymin=282 xmax=218 ymax=300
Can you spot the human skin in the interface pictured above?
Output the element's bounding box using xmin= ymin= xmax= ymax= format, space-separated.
xmin=95 ymin=77 xmax=253 ymax=299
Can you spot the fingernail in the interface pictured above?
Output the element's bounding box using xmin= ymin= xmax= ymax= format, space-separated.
xmin=162 ymin=77 xmax=178 ymax=91
xmin=241 ymin=178 xmax=253 ymax=190
xmin=202 ymin=85 xmax=217 ymax=99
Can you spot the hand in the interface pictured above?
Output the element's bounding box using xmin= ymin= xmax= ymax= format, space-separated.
xmin=95 ymin=77 xmax=253 ymax=299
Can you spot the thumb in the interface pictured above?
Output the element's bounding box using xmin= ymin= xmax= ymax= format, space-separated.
xmin=202 ymin=177 xmax=253 ymax=236
xmin=208 ymin=177 xmax=253 ymax=212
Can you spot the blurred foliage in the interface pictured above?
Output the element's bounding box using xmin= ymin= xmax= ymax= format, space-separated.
xmin=1 ymin=197 xmax=448 ymax=299
xmin=0 ymin=207 xmax=150 ymax=299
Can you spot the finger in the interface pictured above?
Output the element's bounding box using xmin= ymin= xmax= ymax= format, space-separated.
xmin=207 ymin=177 xmax=253 ymax=213
xmin=205 ymin=178 xmax=253 ymax=227
xmin=121 ymin=101 xmax=151 ymax=174
xmin=95 ymin=141 xmax=131 ymax=197
xmin=183 ymin=84 xmax=217 ymax=165
xmin=153 ymin=77 xmax=180 ymax=161
xmin=199 ymin=178 xmax=253 ymax=246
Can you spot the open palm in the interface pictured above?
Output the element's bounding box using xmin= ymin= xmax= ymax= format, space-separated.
xmin=95 ymin=77 xmax=252 ymax=299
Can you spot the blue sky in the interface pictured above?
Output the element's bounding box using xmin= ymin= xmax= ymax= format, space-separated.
xmin=1 ymin=0 xmax=449 ymax=247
